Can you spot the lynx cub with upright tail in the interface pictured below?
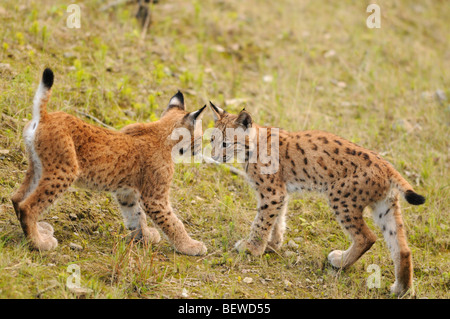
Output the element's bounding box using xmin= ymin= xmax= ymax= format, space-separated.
xmin=11 ymin=68 xmax=207 ymax=256
xmin=209 ymin=103 xmax=425 ymax=296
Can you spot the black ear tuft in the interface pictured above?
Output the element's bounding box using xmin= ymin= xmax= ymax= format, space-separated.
xmin=193 ymin=104 xmax=207 ymax=120
xmin=184 ymin=104 xmax=207 ymax=124
xmin=209 ymin=101 xmax=226 ymax=121
xmin=405 ymin=190 xmax=425 ymax=205
xmin=167 ymin=90 xmax=185 ymax=110
xmin=173 ymin=90 xmax=184 ymax=105
xmin=42 ymin=68 xmax=54 ymax=89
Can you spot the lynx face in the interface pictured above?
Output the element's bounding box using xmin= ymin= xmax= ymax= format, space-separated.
xmin=208 ymin=102 xmax=256 ymax=164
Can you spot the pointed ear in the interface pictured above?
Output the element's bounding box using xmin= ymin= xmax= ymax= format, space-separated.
xmin=235 ymin=110 xmax=252 ymax=129
xmin=184 ymin=104 xmax=207 ymax=126
xmin=209 ymin=101 xmax=226 ymax=122
xmin=166 ymin=90 xmax=185 ymax=111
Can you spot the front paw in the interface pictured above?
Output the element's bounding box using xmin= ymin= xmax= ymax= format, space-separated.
xmin=31 ymin=231 xmax=58 ymax=251
xmin=328 ymin=250 xmax=345 ymax=269
xmin=132 ymin=226 xmax=161 ymax=244
xmin=390 ymin=281 xmax=413 ymax=298
xmin=235 ymin=239 xmax=265 ymax=256
xmin=37 ymin=222 xmax=54 ymax=236
xmin=176 ymin=240 xmax=207 ymax=256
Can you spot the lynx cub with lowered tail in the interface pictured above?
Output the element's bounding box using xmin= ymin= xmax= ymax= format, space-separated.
xmin=209 ymin=103 xmax=425 ymax=296
xmin=12 ymin=68 xmax=207 ymax=256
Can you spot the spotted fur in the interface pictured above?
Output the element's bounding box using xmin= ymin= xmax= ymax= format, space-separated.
xmin=11 ymin=69 xmax=207 ymax=256
xmin=210 ymin=104 xmax=425 ymax=296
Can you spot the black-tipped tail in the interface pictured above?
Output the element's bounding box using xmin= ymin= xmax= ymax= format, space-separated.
xmin=42 ymin=68 xmax=54 ymax=89
xmin=405 ymin=190 xmax=426 ymax=205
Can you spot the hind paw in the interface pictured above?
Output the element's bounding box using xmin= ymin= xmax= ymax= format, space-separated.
xmin=328 ymin=250 xmax=346 ymax=268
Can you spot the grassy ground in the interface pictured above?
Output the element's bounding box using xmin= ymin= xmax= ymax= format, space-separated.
xmin=0 ymin=0 xmax=448 ymax=299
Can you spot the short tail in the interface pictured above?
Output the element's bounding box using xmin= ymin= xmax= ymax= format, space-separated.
xmin=389 ymin=168 xmax=425 ymax=205
xmin=32 ymin=68 xmax=54 ymax=120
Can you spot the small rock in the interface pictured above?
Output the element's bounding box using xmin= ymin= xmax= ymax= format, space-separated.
xmin=0 ymin=63 xmax=11 ymax=72
xmin=324 ymin=49 xmax=336 ymax=58
xmin=435 ymin=89 xmax=447 ymax=104
xmin=331 ymin=78 xmax=347 ymax=88
xmin=230 ymin=43 xmax=240 ymax=51
xmin=284 ymin=250 xmax=296 ymax=258
xmin=69 ymin=243 xmax=83 ymax=251
xmin=263 ymin=75 xmax=273 ymax=83
xmin=336 ymin=81 xmax=347 ymax=88
xmin=392 ymin=119 xmax=414 ymax=133
xmin=288 ymin=240 xmax=299 ymax=249
xmin=225 ymin=98 xmax=248 ymax=106
xmin=213 ymin=44 xmax=226 ymax=53
xmin=315 ymin=86 xmax=324 ymax=92
xmin=421 ymin=91 xmax=434 ymax=100
xmin=63 ymin=52 xmax=76 ymax=59
xmin=243 ymin=277 xmax=253 ymax=284
xmin=68 ymin=287 xmax=93 ymax=297
xmin=163 ymin=66 xmax=172 ymax=76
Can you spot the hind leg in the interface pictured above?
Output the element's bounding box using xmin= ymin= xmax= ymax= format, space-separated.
xmin=372 ymin=194 xmax=413 ymax=296
xmin=328 ymin=207 xmax=377 ymax=269
xmin=17 ymin=170 xmax=76 ymax=250
xmin=17 ymin=144 xmax=78 ymax=251
xmin=11 ymin=160 xmax=39 ymax=216
xmin=11 ymin=157 xmax=59 ymax=248
xmin=114 ymin=189 xmax=160 ymax=244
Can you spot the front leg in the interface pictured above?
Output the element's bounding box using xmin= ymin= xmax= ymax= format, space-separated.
xmin=141 ymin=194 xmax=207 ymax=256
xmin=236 ymin=190 xmax=287 ymax=256
xmin=115 ymin=189 xmax=160 ymax=244
xmin=266 ymin=195 xmax=289 ymax=252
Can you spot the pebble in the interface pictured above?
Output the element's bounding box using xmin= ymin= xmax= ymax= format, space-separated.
xmin=69 ymin=243 xmax=83 ymax=251
xmin=288 ymin=239 xmax=299 ymax=249
xmin=435 ymin=89 xmax=447 ymax=103
xmin=68 ymin=287 xmax=93 ymax=297
xmin=263 ymin=75 xmax=273 ymax=83
xmin=284 ymin=250 xmax=296 ymax=257
xmin=0 ymin=63 xmax=11 ymax=72
xmin=324 ymin=49 xmax=336 ymax=58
